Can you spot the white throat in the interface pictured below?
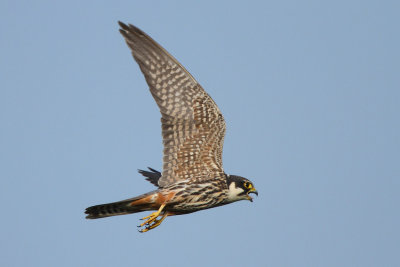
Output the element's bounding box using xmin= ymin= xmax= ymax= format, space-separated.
xmin=226 ymin=182 xmax=246 ymax=203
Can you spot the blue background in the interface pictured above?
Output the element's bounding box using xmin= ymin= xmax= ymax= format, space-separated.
xmin=1 ymin=1 xmax=399 ymax=266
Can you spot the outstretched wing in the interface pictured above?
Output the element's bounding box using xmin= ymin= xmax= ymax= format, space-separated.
xmin=138 ymin=167 xmax=161 ymax=187
xmin=119 ymin=22 xmax=226 ymax=187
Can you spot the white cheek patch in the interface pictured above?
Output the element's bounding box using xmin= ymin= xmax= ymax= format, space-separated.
xmin=226 ymin=182 xmax=245 ymax=202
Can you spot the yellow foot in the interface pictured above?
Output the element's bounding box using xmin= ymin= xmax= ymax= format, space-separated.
xmin=137 ymin=204 xmax=167 ymax=232
xmin=139 ymin=212 xmax=168 ymax=233
xmin=139 ymin=204 xmax=166 ymax=227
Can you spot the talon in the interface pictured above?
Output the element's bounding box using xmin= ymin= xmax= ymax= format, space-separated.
xmin=139 ymin=203 xmax=166 ymax=225
xmin=146 ymin=212 xmax=168 ymax=230
xmin=137 ymin=204 xmax=167 ymax=231
xmin=139 ymin=218 xmax=156 ymax=227
xmin=140 ymin=228 xmax=149 ymax=233
xmin=137 ymin=209 xmax=170 ymax=232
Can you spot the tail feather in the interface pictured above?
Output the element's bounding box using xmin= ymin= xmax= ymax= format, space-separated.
xmin=85 ymin=193 xmax=155 ymax=219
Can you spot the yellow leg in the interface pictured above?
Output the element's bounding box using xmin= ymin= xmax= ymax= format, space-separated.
xmin=139 ymin=212 xmax=169 ymax=233
xmin=138 ymin=204 xmax=166 ymax=228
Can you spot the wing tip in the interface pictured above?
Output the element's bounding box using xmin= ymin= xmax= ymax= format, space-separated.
xmin=118 ymin=20 xmax=146 ymax=38
xmin=118 ymin=21 xmax=127 ymax=29
xmin=138 ymin=167 xmax=161 ymax=187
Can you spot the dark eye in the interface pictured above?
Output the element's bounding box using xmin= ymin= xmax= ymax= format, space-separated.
xmin=243 ymin=182 xmax=252 ymax=189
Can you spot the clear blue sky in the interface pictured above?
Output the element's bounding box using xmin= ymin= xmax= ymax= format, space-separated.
xmin=1 ymin=1 xmax=399 ymax=266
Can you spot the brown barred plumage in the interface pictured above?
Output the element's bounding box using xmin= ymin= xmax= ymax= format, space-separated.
xmin=85 ymin=22 xmax=257 ymax=233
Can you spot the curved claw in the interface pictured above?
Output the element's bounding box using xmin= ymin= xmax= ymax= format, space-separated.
xmin=138 ymin=212 xmax=169 ymax=233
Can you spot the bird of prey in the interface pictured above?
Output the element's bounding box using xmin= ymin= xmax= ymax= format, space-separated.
xmin=85 ymin=21 xmax=258 ymax=232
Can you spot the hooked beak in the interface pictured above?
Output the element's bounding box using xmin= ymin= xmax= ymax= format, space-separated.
xmin=246 ymin=187 xmax=258 ymax=202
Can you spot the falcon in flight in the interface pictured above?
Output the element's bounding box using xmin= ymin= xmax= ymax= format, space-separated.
xmin=85 ymin=21 xmax=258 ymax=232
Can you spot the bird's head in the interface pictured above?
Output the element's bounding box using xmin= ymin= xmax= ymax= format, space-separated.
xmin=225 ymin=175 xmax=258 ymax=203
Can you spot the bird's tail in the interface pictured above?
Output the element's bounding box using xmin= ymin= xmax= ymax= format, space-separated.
xmin=85 ymin=192 xmax=157 ymax=219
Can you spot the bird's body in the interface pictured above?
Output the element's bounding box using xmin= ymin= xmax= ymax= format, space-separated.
xmin=86 ymin=175 xmax=227 ymax=217
xmin=85 ymin=21 xmax=257 ymax=232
